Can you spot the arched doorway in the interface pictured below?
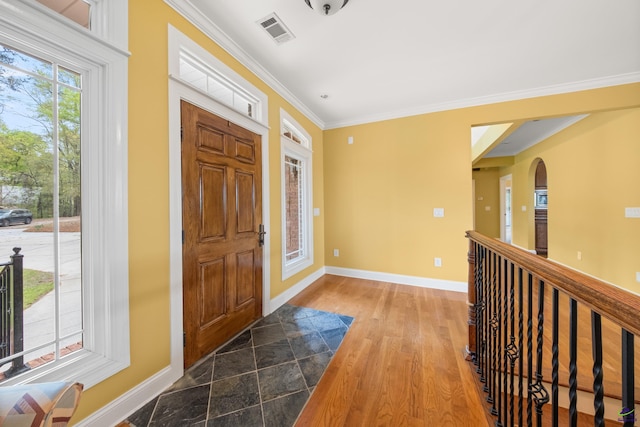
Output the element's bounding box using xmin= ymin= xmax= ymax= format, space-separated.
xmin=534 ymin=160 xmax=548 ymax=257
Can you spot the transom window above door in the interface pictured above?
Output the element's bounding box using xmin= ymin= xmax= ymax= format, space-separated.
xmin=169 ymin=26 xmax=268 ymax=126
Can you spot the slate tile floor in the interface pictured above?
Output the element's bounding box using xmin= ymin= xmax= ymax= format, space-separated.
xmin=125 ymin=304 xmax=354 ymax=427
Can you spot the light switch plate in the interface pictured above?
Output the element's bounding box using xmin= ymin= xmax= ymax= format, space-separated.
xmin=625 ymin=207 xmax=640 ymax=218
xmin=433 ymin=208 xmax=444 ymax=218
xmin=313 ymin=208 xmax=320 ymax=216
xmin=434 ymin=257 xmax=442 ymax=267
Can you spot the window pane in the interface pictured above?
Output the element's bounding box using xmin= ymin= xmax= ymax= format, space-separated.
xmin=285 ymin=156 xmax=304 ymax=262
xmin=283 ymin=123 xmax=306 ymax=146
xmin=57 ymin=82 xmax=83 ymax=350
xmin=233 ymin=93 xmax=255 ymax=118
xmin=36 ymin=0 xmax=92 ymax=29
xmin=207 ymin=76 xmax=233 ymax=106
xmin=179 ymin=53 xmax=260 ymax=119
xmin=0 ymin=45 xmax=83 ymax=379
xmin=179 ymin=58 xmax=207 ymax=92
xmin=58 ymin=67 xmax=81 ymax=89
xmin=0 ymin=45 xmax=53 ymax=78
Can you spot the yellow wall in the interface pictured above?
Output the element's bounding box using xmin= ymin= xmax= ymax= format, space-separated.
xmin=72 ymin=1 xmax=325 ymax=421
xmin=69 ymin=0 xmax=640 ymax=420
xmin=472 ymin=168 xmax=501 ymax=238
xmin=504 ymin=107 xmax=640 ymax=293
xmin=323 ymin=84 xmax=640 ymax=285
xmin=324 ymin=113 xmax=473 ymax=280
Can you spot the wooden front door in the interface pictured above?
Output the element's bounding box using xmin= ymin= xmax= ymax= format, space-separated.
xmin=181 ymin=101 xmax=263 ymax=368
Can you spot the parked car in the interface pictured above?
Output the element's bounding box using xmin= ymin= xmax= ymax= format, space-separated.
xmin=0 ymin=209 xmax=33 ymax=227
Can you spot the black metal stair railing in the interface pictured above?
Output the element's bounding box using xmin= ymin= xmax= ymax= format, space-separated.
xmin=0 ymin=247 xmax=28 ymax=377
xmin=466 ymin=231 xmax=639 ymax=427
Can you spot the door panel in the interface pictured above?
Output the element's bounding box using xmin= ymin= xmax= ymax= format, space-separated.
xmin=235 ymin=138 xmax=255 ymax=163
xmin=236 ymin=171 xmax=255 ymax=233
xmin=199 ymin=125 xmax=225 ymax=153
xmin=236 ymin=250 xmax=256 ymax=305
xmin=182 ymin=100 xmax=263 ymax=368
xmin=199 ymin=258 xmax=226 ymax=324
xmin=200 ymin=165 xmax=226 ymax=240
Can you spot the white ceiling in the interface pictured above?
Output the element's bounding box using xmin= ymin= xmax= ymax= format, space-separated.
xmin=176 ymin=0 xmax=640 ymax=129
xmin=484 ymin=115 xmax=588 ymax=158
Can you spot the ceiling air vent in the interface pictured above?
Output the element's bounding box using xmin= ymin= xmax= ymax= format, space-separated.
xmin=257 ymin=13 xmax=295 ymax=45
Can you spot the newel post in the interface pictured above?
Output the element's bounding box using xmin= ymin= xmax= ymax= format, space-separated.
xmin=466 ymin=234 xmax=477 ymax=361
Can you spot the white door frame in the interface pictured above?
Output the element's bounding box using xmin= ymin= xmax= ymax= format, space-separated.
xmin=168 ymin=78 xmax=271 ymax=375
xmin=472 ymin=179 xmax=476 ymax=230
xmin=500 ymin=174 xmax=512 ymax=243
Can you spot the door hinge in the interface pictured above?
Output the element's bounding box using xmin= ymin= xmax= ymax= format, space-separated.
xmin=182 ymin=230 xmax=185 ymax=245
xmin=180 ymin=126 xmax=183 ymax=142
xmin=183 ymin=332 xmax=186 ymax=347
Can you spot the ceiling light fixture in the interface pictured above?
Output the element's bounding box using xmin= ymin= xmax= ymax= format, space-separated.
xmin=305 ymin=0 xmax=350 ymax=16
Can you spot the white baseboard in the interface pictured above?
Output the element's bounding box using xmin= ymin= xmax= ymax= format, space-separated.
xmin=78 ymin=265 xmax=463 ymax=425
xmin=79 ymin=267 xmax=325 ymax=425
xmin=76 ymin=365 xmax=181 ymax=427
xmin=325 ymin=266 xmax=467 ymax=293
xmin=269 ymin=267 xmax=326 ymax=313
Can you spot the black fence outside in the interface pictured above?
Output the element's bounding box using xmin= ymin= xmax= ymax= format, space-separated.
xmin=0 ymin=247 xmax=29 ymax=377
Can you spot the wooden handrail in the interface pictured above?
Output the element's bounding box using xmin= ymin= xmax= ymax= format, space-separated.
xmin=466 ymin=230 xmax=640 ymax=337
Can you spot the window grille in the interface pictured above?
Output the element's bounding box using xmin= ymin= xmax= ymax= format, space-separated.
xmin=179 ymin=53 xmax=259 ymax=119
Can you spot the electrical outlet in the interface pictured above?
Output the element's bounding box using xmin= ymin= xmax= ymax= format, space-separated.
xmin=577 ymin=251 xmax=582 ymax=261
xmin=434 ymin=257 xmax=442 ymax=267
xmin=636 ymin=272 xmax=640 ymax=283
xmin=333 ymin=249 xmax=339 ymax=257
xmin=433 ymin=208 xmax=444 ymax=218
xmin=521 ymin=205 xmax=527 ymax=212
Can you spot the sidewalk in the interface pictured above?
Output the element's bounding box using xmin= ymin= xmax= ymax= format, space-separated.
xmin=0 ymin=227 xmax=82 ymax=373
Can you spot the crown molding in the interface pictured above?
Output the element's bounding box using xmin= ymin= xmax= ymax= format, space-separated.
xmin=164 ymin=0 xmax=325 ymax=129
xmin=324 ymin=72 xmax=640 ymax=129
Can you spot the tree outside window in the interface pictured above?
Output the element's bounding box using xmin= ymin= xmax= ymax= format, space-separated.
xmin=0 ymin=44 xmax=83 ymax=380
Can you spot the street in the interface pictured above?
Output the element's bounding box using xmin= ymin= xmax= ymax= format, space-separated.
xmin=0 ymin=224 xmax=82 ymax=372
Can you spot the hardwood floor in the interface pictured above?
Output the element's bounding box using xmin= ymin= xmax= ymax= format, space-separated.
xmin=290 ymin=275 xmax=491 ymax=426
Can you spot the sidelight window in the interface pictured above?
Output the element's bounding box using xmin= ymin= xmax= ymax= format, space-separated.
xmin=281 ymin=110 xmax=313 ymax=279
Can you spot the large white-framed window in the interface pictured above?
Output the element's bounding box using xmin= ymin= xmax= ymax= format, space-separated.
xmin=0 ymin=0 xmax=129 ymax=388
xmin=280 ymin=109 xmax=313 ymax=280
